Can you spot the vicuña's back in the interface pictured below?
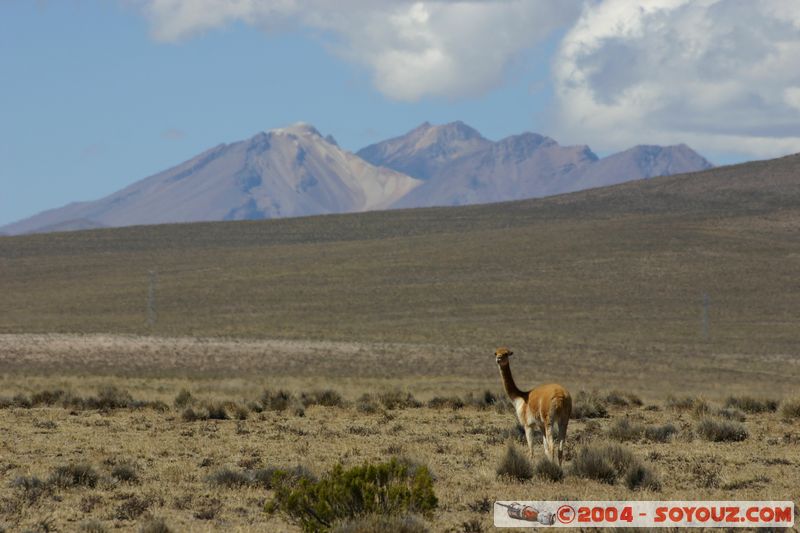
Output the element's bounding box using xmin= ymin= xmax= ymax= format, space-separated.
xmin=495 ymin=347 xmax=571 ymax=465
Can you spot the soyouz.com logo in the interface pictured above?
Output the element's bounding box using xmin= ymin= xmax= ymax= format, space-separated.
xmin=494 ymin=501 xmax=794 ymax=528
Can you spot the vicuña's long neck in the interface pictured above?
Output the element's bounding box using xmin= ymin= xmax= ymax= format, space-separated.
xmin=498 ymin=363 xmax=525 ymax=400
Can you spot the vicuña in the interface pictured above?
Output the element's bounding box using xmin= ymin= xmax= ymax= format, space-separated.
xmin=494 ymin=347 xmax=572 ymax=466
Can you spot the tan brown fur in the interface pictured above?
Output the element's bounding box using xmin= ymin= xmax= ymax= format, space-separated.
xmin=495 ymin=346 xmax=571 ymax=466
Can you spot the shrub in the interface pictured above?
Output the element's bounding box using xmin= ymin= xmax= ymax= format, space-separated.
xmin=332 ymin=514 xmax=429 ymax=533
xmin=725 ymin=396 xmax=778 ymax=414
xmin=193 ymin=498 xmax=222 ymax=520
xmin=301 ymin=390 xmax=345 ymax=408
xmin=534 ymin=458 xmax=564 ymax=482
xmin=427 ymin=397 xmax=464 ymax=410
xmin=139 ymin=517 xmax=172 ymax=533
xmin=89 ymin=386 xmax=135 ymax=410
xmin=624 ymin=464 xmax=661 ymax=491
xmin=781 ymin=399 xmax=800 ymax=420
xmin=643 ymin=424 xmax=677 ymax=443
xmin=115 ymin=495 xmax=153 ymax=520
xmin=355 ymin=394 xmax=379 ymax=414
xmin=268 ymin=458 xmax=437 ymax=532
xmin=464 ymin=390 xmax=499 ymax=410
xmin=716 ymin=408 xmax=746 ymax=422
xmin=181 ymin=407 xmax=202 ymax=422
xmin=205 ymin=402 xmax=229 ymax=420
xmin=174 ymin=389 xmax=193 ymax=408
xmin=605 ymin=391 xmax=642 ymax=407
xmin=261 ymin=390 xmax=295 ymax=412
xmin=571 ymin=391 xmax=608 ymax=419
xmin=665 ymin=395 xmax=698 ymax=411
xmin=48 ymin=464 xmax=99 ymax=489
xmin=111 ymin=463 xmax=139 ymax=484
xmin=10 ymin=476 xmax=47 ymax=503
xmin=496 ymin=444 xmax=533 ymax=481
xmin=570 ymin=444 xmax=639 ymax=485
xmin=30 ymin=389 xmax=67 ymax=406
xmin=207 ymin=468 xmax=250 ymax=488
xmin=607 ymin=418 xmax=644 ymax=442
xmin=696 ymin=418 xmax=748 ymax=442
xmin=378 ymin=391 xmax=422 ymax=410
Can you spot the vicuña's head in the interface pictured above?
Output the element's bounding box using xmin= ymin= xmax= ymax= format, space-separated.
xmin=494 ymin=347 xmax=513 ymax=366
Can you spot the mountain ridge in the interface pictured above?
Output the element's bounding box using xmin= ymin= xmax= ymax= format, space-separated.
xmin=3 ymin=121 xmax=713 ymax=235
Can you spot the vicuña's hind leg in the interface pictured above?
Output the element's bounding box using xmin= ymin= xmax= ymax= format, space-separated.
xmin=557 ymin=412 xmax=570 ymax=466
xmin=524 ymin=424 xmax=536 ymax=459
xmin=546 ymin=422 xmax=556 ymax=463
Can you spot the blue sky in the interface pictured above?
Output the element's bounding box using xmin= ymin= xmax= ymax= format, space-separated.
xmin=3 ymin=0 xmax=800 ymax=227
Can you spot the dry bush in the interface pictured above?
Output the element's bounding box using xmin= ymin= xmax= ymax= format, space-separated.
xmin=696 ymin=418 xmax=748 ymax=442
xmin=607 ymin=418 xmax=644 ymax=442
xmin=605 ymin=390 xmax=643 ymax=407
xmin=463 ymin=390 xmax=500 ymax=410
xmin=114 ymin=494 xmax=154 ymax=520
xmin=664 ymin=395 xmax=698 ymax=411
xmin=173 ymin=389 xmax=193 ymax=408
xmin=780 ymin=398 xmax=800 ymax=420
xmin=355 ymin=394 xmax=379 ymax=414
xmin=207 ymin=468 xmax=250 ymax=488
xmin=570 ymin=443 xmax=657 ymax=490
xmin=571 ymin=391 xmax=608 ymax=419
xmin=10 ymin=476 xmax=48 ymax=504
xmin=725 ymin=396 xmax=778 ymax=413
xmin=427 ymin=397 xmax=465 ymax=410
xmin=624 ymin=464 xmax=661 ymax=491
xmin=193 ymin=497 xmax=222 ymax=520
xmin=377 ymin=391 xmax=422 ymax=410
xmin=691 ymin=457 xmax=722 ymax=488
xmin=139 ymin=517 xmax=172 ymax=533
xmin=534 ymin=458 xmax=564 ymax=482
xmin=48 ymin=464 xmax=99 ymax=489
xmin=111 ymin=463 xmax=139 ymax=484
xmin=260 ymin=390 xmax=296 ymax=412
xmin=496 ymin=444 xmax=533 ymax=481
xmin=301 ymin=390 xmax=345 ymax=408
xmin=643 ymin=424 xmax=677 ymax=443
xmin=716 ymin=407 xmax=746 ymax=422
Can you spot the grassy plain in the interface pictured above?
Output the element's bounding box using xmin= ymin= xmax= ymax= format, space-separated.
xmin=1 ymin=156 xmax=800 ymax=530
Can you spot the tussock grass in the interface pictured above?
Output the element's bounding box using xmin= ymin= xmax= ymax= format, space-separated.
xmin=427 ymin=396 xmax=465 ymax=410
xmin=570 ymin=443 xmax=658 ymax=490
xmin=605 ymin=391 xmax=643 ymax=407
xmin=207 ymin=468 xmax=250 ymax=488
xmin=643 ymin=424 xmax=677 ymax=443
xmin=111 ymin=463 xmax=139 ymax=484
xmin=301 ymin=390 xmax=345 ymax=408
xmin=696 ymin=418 xmax=748 ymax=442
xmin=572 ymin=391 xmax=609 ymax=419
xmin=724 ymin=396 xmax=778 ymax=414
xmin=716 ymin=407 xmax=746 ymax=422
xmin=607 ymin=418 xmax=644 ymax=442
xmin=496 ymin=444 xmax=533 ymax=481
xmin=534 ymin=458 xmax=564 ymax=482
xmin=48 ymin=464 xmax=99 ymax=489
xmin=780 ymin=398 xmax=800 ymax=420
xmin=139 ymin=517 xmax=172 ymax=533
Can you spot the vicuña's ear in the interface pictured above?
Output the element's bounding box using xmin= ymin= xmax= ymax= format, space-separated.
xmin=508 ymin=351 xmax=513 ymax=356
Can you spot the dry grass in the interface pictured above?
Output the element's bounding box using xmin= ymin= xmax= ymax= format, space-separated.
xmin=0 ymin=363 xmax=797 ymax=531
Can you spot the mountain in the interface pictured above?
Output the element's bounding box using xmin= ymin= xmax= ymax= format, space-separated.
xmin=358 ymin=122 xmax=712 ymax=207
xmin=3 ymin=121 xmax=715 ymax=235
xmin=2 ymin=123 xmax=421 ymax=235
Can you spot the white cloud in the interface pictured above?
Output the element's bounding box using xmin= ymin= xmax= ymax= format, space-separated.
xmin=138 ymin=0 xmax=583 ymax=101
xmin=553 ymin=0 xmax=800 ymax=159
